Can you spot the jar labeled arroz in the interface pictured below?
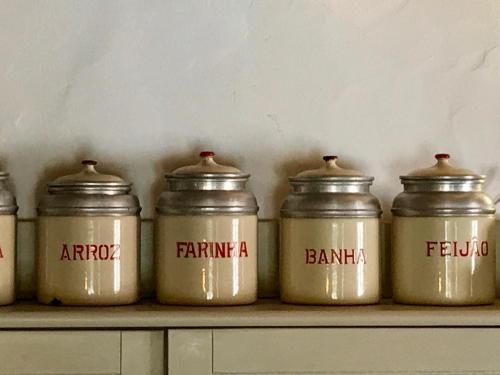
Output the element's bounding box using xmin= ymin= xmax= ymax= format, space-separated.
xmin=392 ymin=154 xmax=496 ymax=306
xmin=0 ymin=170 xmax=17 ymax=305
xmin=280 ymin=155 xmax=382 ymax=305
xmin=155 ymin=151 xmax=259 ymax=305
xmin=37 ymin=160 xmax=141 ymax=306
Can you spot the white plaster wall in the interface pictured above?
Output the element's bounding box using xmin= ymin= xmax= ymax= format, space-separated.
xmin=0 ymin=0 xmax=499 ymax=219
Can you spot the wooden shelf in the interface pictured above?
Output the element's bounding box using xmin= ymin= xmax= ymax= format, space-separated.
xmin=1 ymin=299 xmax=500 ymax=329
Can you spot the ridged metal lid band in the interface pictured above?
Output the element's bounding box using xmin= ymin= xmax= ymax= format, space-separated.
xmin=157 ymin=206 xmax=258 ymax=215
xmin=38 ymin=207 xmax=141 ymax=216
xmin=281 ymin=209 xmax=381 ymax=218
xmin=392 ymin=208 xmax=495 ymax=217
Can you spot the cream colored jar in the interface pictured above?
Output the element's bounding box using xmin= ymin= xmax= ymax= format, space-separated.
xmin=0 ymin=172 xmax=18 ymax=305
xmin=37 ymin=160 xmax=141 ymax=306
xmin=280 ymin=156 xmax=382 ymax=305
xmin=155 ymin=151 xmax=259 ymax=305
xmin=392 ymin=154 xmax=496 ymax=306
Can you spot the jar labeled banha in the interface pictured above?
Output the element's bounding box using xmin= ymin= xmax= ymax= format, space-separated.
xmin=280 ymin=156 xmax=382 ymax=305
xmin=155 ymin=151 xmax=259 ymax=305
xmin=37 ymin=160 xmax=141 ymax=306
xmin=0 ymin=170 xmax=17 ymax=305
xmin=392 ymin=154 xmax=496 ymax=305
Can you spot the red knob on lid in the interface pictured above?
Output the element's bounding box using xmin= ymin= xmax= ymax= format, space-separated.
xmin=435 ymin=153 xmax=450 ymax=160
xmin=82 ymin=160 xmax=98 ymax=166
xmin=200 ymin=151 xmax=215 ymax=158
xmin=323 ymin=155 xmax=338 ymax=162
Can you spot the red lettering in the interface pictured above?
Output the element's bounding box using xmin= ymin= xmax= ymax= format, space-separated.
xmin=98 ymin=244 xmax=109 ymax=260
xmin=110 ymin=244 xmax=120 ymax=260
xmin=318 ymin=249 xmax=328 ymax=264
xmin=306 ymin=248 xmax=317 ymax=264
xmin=227 ymin=242 xmax=234 ymax=257
xmin=60 ymin=244 xmax=70 ymax=260
xmin=481 ymin=241 xmax=489 ymax=256
xmin=215 ymin=242 xmax=225 ymax=258
xmin=240 ymin=241 xmax=248 ymax=257
xmin=331 ymin=249 xmax=342 ymax=264
xmin=358 ymin=249 xmax=367 ymax=264
xmin=198 ymin=242 xmax=208 ymax=257
xmin=185 ymin=242 xmax=196 ymax=258
xmin=426 ymin=241 xmax=437 ymax=256
xmin=344 ymin=249 xmax=355 ymax=264
xmin=74 ymin=244 xmax=84 ymax=260
xmin=176 ymin=242 xmax=187 ymax=257
xmin=0 ymin=246 xmax=4 ymax=259
xmin=440 ymin=241 xmax=451 ymax=256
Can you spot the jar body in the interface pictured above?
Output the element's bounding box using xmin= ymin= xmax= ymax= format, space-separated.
xmin=280 ymin=217 xmax=380 ymax=305
xmin=0 ymin=215 xmax=16 ymax=305
xmin=155 ymin=214 xmax=258 ymax=305
xmin=392 ymin=215 xmax=496 ymax=305
xmin=37 ymin=215 xmax=140 ymax=306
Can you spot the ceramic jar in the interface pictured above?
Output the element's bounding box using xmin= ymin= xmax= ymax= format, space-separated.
xmin=392 ymin=154 xmax=496 ymax=306
xmin=0 ymin=170 xmax=17 ymax=305
xmin=155 ymin=151 xmax=259 ymax=305
xmin=280 ymin=155 xmax=382 ymax=305
xmin=37 ymin=160 xmax=141 ymax=306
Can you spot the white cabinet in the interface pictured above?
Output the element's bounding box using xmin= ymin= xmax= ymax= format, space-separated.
xmin=169 ymin=328 xmax=500 ymax=374
xmin=0 ymin=330 xmax=163 ymax=375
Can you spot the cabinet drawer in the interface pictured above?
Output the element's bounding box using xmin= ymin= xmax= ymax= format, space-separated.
xmin=213 ymin=328 xmax=500 ymax=374
xmin=0 ymin=331 xmax=120 ymax=374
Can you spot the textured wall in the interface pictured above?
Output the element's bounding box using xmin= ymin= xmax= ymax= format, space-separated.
xmin=1 ymin=0 xmax=499 ymax=219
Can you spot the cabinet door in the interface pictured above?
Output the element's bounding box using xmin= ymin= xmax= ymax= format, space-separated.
xmin=0 ymin=331 xmax=121 ymax=374
xmin=169 ymin=328 xmax=500 ymax=374
xmin=121 ymin=330 xmax=165 ymax=375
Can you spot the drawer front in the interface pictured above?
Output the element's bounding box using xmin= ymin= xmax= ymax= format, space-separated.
xmin=213 ymin=328 xmax=500 ymax=374
xmin=0 ymin=331 xmax=120 ymax=374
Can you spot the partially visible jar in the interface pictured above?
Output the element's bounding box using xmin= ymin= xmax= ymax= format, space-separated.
xmin=280 ymin=155 xmax=382 ymax=305
xmin=392 ymin=154 xmax=496 ymax=305
xmin=155 ymin=151 xmax=259 ymax=305
xmin=37 ymin=160 xmax=141 ymax=306
xmin=0 ymin=170 xmax=17 ymax=305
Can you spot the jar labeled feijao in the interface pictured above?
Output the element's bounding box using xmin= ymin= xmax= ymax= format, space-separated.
xmin=0 ymin=170 xmax=17 ymax=305
xmin=37 ymin=160 xmax=141 ymax=306
xmin=280 ymin=155 xmax=382 ymax=305
xmin=392 ymin=154 xmax=496 ymax=305
xmin=155 ymin=151 xmax=258 ymax=305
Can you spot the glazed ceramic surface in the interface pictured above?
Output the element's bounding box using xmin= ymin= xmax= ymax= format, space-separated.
xmin=0 ymin=215 xmax=16 ymax=305
xmin=37 ymin=215 xmax=139 ymax=305
xmin=281 ymin=217 xmax=380 ymax=305
xmin=393 ymin=216 xmax=495 ymax=305
xmin=156 ymin=215 xmax=257 ymax=305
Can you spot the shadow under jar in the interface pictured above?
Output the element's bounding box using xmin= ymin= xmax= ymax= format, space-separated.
xmin=392 ymin=154 xmax=496 ymax=306
xmin=155 ymin=151 xmax=259 ymax=305
xmin=0 ymin=170 xmax=17 ymax=305
xmin=37 ymin=160 xmax=141 ymax=306
xmin=280 ymin=155 xmax=382 ymax=305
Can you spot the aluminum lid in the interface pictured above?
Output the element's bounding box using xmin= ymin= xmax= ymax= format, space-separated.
xmin=0 ymin=171 xmax=18 ymax=215
xmin=157 ymin=151 xmax=258 ymax=215
xmin=393 ymin=154 xmax=495 ymax=217
xmin=165 ymin=151 xmax=250 ymax=191
xmin=48 ymin=160 xmax=131 ymax=194
xmin=39 ymin=160 xmax=140 ymax=216
xmin=399 ymin=154 xmax=485 ymax=192
xmin=281 ymin=155 xmax=381 ymax=218
xmin=288 ymin=156 xmax=374 ymax=193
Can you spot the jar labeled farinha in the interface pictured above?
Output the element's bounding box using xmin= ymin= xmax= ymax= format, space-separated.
xmin=155 ymin=151 xmax=258 ymax=305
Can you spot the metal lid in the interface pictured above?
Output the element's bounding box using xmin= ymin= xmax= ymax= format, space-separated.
xmin=0 ymin=172 xmax=18 ymax=215
xmin=38 ymin=160 xmax=140 ymax=216
xmin=392 ymin=154 xmax=495 ymax=217
xmin=165 ymin=151 xmax=250 ymax=191
xmin=281 ymin=155 xmax=382 ymax=218
xmin=157 ymin=151 xmax=258 ymax=215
